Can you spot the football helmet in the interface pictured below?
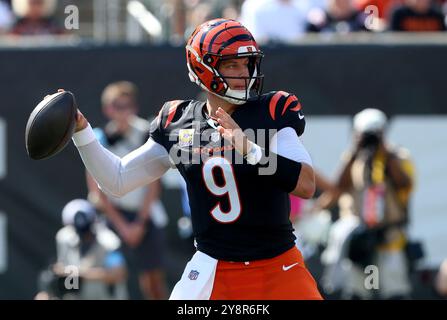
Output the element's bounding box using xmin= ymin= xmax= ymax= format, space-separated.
xmin=186 ymin=19 xmax=264 ymax=105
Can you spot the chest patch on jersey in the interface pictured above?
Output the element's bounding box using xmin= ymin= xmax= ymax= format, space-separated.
xmin=179 ymin=129 xmax=195 ymax=147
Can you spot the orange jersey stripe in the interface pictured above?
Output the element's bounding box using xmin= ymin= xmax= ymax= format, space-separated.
xmin=290 ymin=101 xmax=302 ymax=111
xmin=164 ymin=100 xmax=182 ymax=129
xmin=269 ymin=91 xmax=287 ymax=120
xmin=281 ymin=95 xmax=299 ymax=115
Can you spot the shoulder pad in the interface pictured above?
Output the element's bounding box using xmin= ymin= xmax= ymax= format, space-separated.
xmin=265 ymin=91 xmax=305 ymax=136
xmin=157 ymin=100 xmax=189 ymax=129
xmin=265 ymin=91 xmax=302 ymax=121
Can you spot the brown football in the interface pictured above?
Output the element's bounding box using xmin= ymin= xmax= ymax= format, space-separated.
xmin=25 ymin=91 xmax=77 ymax=160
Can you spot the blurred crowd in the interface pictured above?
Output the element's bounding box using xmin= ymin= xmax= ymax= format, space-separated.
xmin=0 ymin=0 xmax=447 ymax=43
xmin=0 ymin=0 xmax=64 ymax=36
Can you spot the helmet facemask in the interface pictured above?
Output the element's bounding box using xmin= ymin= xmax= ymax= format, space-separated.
xmin=211 ymin=53 xmax=264 ymax=105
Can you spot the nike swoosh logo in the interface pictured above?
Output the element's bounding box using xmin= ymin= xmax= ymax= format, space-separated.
xmin=298 ymin=113 xmax=304 ymax=120
xmin=282 ymin=262 xmax=299 ymax=271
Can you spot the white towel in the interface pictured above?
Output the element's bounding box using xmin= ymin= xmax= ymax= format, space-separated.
xmin=169 ymin=251 xmax=218 ymax=300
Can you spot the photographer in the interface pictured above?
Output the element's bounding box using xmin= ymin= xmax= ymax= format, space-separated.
xmin=316 ymin=108 xmax=416 ymax=299
xmin=54 ymin=199 xmax=128 ymax=300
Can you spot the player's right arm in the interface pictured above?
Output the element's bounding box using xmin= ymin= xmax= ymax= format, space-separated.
xmin=86 ymin=172 xmax=146 ymax=247
xmin=73 ymin=110 xmax=172 ymax=198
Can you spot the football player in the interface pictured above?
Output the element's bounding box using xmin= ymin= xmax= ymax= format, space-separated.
xmin=70 ymin=19 xmax=322 ymax=300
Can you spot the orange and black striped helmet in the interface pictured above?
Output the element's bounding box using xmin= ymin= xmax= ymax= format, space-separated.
xmin=186 ymin=19 xmax=264 ymax=105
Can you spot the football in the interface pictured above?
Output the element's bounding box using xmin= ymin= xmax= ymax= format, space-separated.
xmin=25 ymin=91 xmax=78 ymax=160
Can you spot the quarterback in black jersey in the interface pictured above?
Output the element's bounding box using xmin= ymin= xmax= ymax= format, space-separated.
xmin=151 ymin=92 xmax=306 ymax=262
xmin=71 ymin=19 xmax=322 ymax=299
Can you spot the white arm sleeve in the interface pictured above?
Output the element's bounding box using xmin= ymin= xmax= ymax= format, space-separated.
xmin=72 ymin=124 xmax=172 ymax=197
xmin=269 ymin=127 xmax=313 ymax=167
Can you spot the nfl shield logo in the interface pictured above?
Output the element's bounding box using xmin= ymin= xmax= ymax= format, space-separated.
xmin=179 ymin=129 xmax=194 ymax=147
xmin=188 ymin=270 xmax=199 ymax=280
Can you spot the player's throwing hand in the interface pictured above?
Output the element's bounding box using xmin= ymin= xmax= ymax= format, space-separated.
xmin=216 ymin=107 xmax=252 ymax=156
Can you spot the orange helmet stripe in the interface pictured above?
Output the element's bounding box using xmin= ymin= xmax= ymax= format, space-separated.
xmin=217 ymin=34 xmax=255 ymax=55
xmin=206 ymin=26 xmax=245 ymax=53
xmin=199 ymin=19 xmax=231 ymax=54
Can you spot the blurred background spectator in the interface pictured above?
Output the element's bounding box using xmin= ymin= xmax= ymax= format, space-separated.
xmin=291 ymin=171 xmax=335 ymax=261
xmin=183 ymin=1 xmax=213 ymax=41
xmin=435 ymin=259 xmax=447 ymax=298
xmin=9 ymin=0 xmax=65 ymax=35
xmin=176 ymin=178 xmax=193 ymax=241
xmin=0 ymin=0 xmax=13 ymax=33
xmin=35 ymin=199 xmax=127 ymax=300
xmin=319 ymin=193 xmax=360 ymax=299
xmin=2 ymin=0 xmax=444 ymax=43
xmin=87 ymin=81 xmax=169 ymax=300
xmin=352 ymin=0 xmax=404 ymax=31
xmin=306 ymin=0 xmax=369 ymax=33
xmin=355 ymin=0 xmax=402 ymax=20
xmin=315 ymin=108 xmax=418 ymax=299
xmin=239 ymin=0 xmax=311 ymax=44
xmin=390 ymin=0 xmax=446 ymax=31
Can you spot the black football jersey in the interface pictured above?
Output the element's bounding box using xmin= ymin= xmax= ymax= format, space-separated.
xmin=150 ymin=91 xmax=306 ymax=261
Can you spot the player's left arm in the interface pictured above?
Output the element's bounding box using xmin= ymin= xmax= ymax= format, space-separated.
xmin=269 ymin=127 xmax=315 ymax=199
xmin=266 ymin=92 xmax=315 ymax=198
xmin=292 ymin=164 xmax=315 ymax=198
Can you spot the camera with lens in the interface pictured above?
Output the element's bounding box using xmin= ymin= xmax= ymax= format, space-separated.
xmin=359 ymin=131 xmax=381 ymax=149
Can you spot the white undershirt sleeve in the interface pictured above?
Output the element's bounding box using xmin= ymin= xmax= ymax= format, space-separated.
xmin=72 ymin=124 xmax=172 ymax=197
xmin=269 ymin=127 xmax=313 ymax=166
